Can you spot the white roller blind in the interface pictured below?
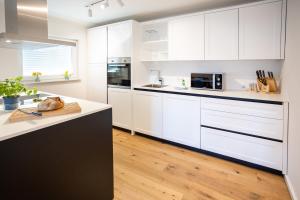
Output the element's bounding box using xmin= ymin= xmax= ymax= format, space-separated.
xmin=22 ymin=45 xmax=76 ymax=76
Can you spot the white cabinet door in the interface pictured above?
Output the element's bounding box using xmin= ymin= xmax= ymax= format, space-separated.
xmin=205 ymin=9 xmax=238 ymax=60
xmin=108 ymin=21 xmax=132 ymax=58
xmin=168 ymin=15 xmax=205 ymax=60
xmin=239 ymin=1 xmax=283 ymax=59
xmin=163 ymin=94 xmax=201 ymax=148
xmin=87 ymin=26 xmax=107 ymax=63
xmin=201 ymin=127 xmax=283 ymax=170
xmin=87 ymin=63 xmax=107 ymax=104
xmin=133 ymin=91 xmax=163 ymax=138
xmin=108 ymin=88 xmax=132 ymax=130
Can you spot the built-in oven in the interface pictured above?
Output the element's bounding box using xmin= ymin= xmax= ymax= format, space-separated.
xmin=191 ymin=73 xmax=223 ymax=90
xmin=107 ymin=57 xmax=131 ymax=88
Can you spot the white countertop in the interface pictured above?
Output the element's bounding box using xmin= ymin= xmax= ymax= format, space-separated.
xmin=0 ymin=93 xmax=112 ymax=142
xmin=134 ymin=85 xmax=285 ymax=103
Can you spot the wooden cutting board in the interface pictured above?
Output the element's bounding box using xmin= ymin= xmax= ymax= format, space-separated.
xmin=9 ymin=102 xmax=82 ymax=123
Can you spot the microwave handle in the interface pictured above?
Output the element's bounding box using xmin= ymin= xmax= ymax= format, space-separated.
xmin=213 ymin=75 xmax=215 ymax=89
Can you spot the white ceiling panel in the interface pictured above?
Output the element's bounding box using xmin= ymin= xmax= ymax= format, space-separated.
xmin=48 ymin=0 xmax=261 ymax=27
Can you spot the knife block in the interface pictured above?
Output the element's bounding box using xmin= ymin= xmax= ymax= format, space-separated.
xmin=257 ymin=78 xmax=278 ymax=93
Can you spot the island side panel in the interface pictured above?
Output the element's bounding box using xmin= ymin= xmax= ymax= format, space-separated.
xmin=0 ymin=108 xmax=113 ymax=200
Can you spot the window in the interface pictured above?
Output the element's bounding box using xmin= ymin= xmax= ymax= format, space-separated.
xmin=22 ymin=42 xmax=78 ymax=80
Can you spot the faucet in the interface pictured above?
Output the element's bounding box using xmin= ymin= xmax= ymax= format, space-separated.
xmin=150 ymin=69 xmax=164 ymax=86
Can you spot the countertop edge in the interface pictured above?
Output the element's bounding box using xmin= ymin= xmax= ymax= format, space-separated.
xmin=0 ymin=105 xmax=111 ymax=142
xmin=133 ymin=87 xmax=285 ymax=105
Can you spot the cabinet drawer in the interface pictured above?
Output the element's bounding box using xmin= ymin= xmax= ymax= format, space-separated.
xmin=201 ymin=127 xmax=283 ymax=170
xmin=201 ymin=109 xmax=283 ymax=140
xmin=201 ymin=98 xmax=283 ymax=119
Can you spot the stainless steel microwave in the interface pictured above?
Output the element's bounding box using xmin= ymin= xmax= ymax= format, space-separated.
xmin=191 ymin=73 xmax=223 ymax=90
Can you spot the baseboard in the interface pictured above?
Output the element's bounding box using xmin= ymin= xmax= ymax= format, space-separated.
xmin=285 ymin=175 xmax=298 ymax=200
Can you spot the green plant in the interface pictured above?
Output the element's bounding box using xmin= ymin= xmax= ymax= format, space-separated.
xmin=64 ymin=70 xmax=71 ymax=80
xmin=32 ymin=72 xmax=42 ymax=82
xmin=0 ymin=76 xmax=36 ymax=98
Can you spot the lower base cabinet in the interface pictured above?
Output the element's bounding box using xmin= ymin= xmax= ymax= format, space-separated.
xmin=163 ymin=94 xmax=201 ymax=148
xmin=201 ymin=127 xmax=283 ymax=170
xmin=108 ymin=88 xmax=132 ymax=130
xmin=133 ymin=91 xmax=163 ymax=138
xmin=131 ymin=91 xmax=286 ymax=172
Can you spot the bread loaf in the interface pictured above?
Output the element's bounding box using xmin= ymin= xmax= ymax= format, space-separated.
xmin=38 ymin=97 xmax=65 ymax=111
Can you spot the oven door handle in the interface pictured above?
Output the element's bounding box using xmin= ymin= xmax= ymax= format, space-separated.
xmin=107 ymin=64 xmax=128 ymax=67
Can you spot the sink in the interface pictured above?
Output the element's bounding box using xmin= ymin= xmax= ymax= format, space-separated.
xmin=142 ymin=84 xmax=167 ymax=88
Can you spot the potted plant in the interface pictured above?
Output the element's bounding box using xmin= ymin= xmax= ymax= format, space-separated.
xmin=32 ymin=72 xmax=42 ymax=82
xmin=64 ymin=70 xmax=72 ymax=80
xmin=0 ymin=76 xmax=35 ymax=111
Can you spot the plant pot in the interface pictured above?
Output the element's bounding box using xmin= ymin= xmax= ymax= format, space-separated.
xmin=3 ymin=96 xmax=20 ymax=111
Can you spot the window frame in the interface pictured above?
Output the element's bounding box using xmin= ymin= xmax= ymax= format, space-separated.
xmin=22 ymin=37 xmax=79 ymax=83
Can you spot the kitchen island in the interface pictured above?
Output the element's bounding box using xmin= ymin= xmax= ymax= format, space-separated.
xmin=0 ymin=94 xmax=113 ymax=200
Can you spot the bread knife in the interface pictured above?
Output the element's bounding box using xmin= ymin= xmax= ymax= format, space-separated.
xmin=18 ymin=109 xmax=43 ymax=117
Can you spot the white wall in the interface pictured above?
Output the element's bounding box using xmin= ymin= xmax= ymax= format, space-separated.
xmin=141 ymin=60 xmax=283 ymax=90
xmin=282 ymin=0 xmax=300 ymax=199
xmin=0 ymin=17 xmax=88 ymax=99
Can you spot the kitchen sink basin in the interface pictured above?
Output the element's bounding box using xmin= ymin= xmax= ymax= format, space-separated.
xmin=142 ymin=84 xmax=167 ymax=88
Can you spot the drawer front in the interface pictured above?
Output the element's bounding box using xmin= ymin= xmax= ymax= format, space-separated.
xmin=201 ymin=127 xmax=283 ymax=170
xmin=201 ymin=97 xmax=283 ymax=119
xmin=201 ymin=109 xmax=283 ymax=140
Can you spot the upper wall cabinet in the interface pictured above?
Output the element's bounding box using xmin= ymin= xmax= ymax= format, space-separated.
xmin=239 ymin=1 xmax=283 ymax=60
xmin=205 ymin=9 xmax=239 ymax=60
xmin=87 ymin=26 xmax=107 ymax=64
xmin=168 ymin=14 xmax=205 ymax=61
xmin=108 ymin=21 xmax=132 ymax=58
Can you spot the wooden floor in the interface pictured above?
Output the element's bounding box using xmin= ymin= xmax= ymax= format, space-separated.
xmin=113 ymin=129 xmax=291 ymax=200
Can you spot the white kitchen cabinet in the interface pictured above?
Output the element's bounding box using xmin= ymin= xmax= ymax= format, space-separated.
xmin=133 ymin=91 xmax=163 ymax=138
xmin=239 ymin=1 xmax=283 ymax=59
xmin=87 ymin=63 xmax=107 ymax=103
xmin=163 ymin=94 xmax=201 ymax=148
xmin=205 ymin=9 xmax=238 ymax=60
xmin=201 ymin=97 xmax=283 ymax=119
xmin=201 ymin=109 xmax=284 ymax=140
xmin=87 ymin=26 xmax=107 ymax=64
xmin=201 ymin=127 xmax=283 ymax=170
xmin=108 ymin=88 xmax=132 ymax=130
xmin=108 ymin=21 xmax=132 ymax=58
xmin=168 ymin=14 xmax=205 ymax=60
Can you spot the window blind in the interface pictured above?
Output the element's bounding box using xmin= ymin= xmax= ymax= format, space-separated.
xmin=22 ymin=45 xmax=75 ymax=76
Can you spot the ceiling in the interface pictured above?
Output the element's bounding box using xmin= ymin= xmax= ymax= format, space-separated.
xmin=48 ymin=0 xmax=261 ymax=27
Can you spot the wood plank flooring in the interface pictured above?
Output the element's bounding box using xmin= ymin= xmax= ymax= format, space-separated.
xmin=113 ymin=129 xmax=291 ymax=200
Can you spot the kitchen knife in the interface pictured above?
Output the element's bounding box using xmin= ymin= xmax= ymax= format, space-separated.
xmin=258 ymin=70 xmax=267 ymax=85
xmin=18 ymin=109 xmax=43 ymax=117
xmin=270 ymin=72 xmax=274 ymax=79
xmin=256 ymin=71 xmax=260 ymax=80
xmin=262 ymin=70 xmax=266 ymax=79
xmin=262 ymin=70 xmax=267 ymax=85
xmin=258 ymin=70 xmax=262 ymax=79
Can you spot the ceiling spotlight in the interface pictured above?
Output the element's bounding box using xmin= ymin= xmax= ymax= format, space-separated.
xmin=88 ymin=6 xmax=93 ymax=17
xmin=86 ymin=0 xmax=125 ymax=17
xmin=100 ymin=1 xmax=109 ymax=9
xmin=5 ymin=39 xmax=12 ymax=43
xmin=116 ymin=0 xmax=124 ymax=7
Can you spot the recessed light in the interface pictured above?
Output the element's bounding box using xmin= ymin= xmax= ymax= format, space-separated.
xmin=5 ymin=40 xmax=12 ymax=43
